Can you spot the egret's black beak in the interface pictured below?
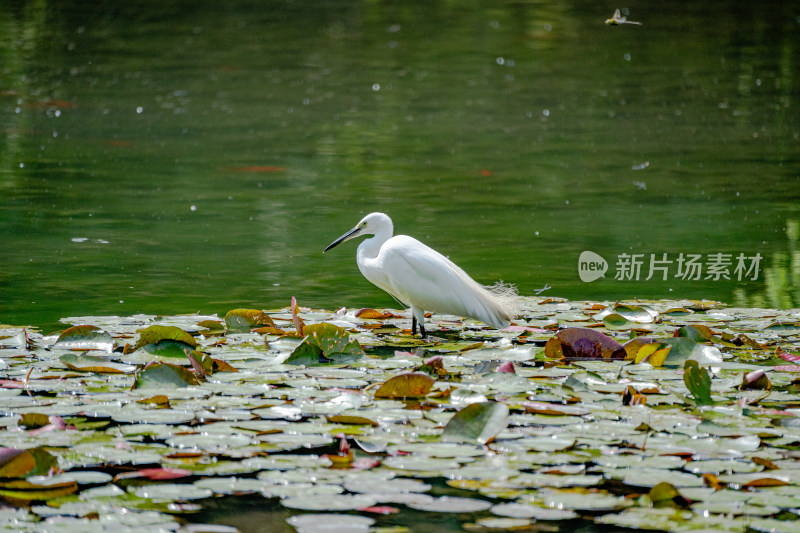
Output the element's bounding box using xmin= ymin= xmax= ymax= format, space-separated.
xmin=323 ymin=225 xmax=362 ymax=253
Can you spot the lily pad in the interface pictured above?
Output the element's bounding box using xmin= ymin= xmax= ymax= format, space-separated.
xmin=286 ymin=323 xmax=364 ymax=365
xmin=406 ymin=495 xmax=493 ymax=513
xmin=60 ymin=353 xmax=136 ymax=373
xmin=0 ymin=447 xmax=58 ymax=478
xmin=374 ymin=373 xmax=435 ymax=399
xmin=54 ymin=325 xmax=115 ymax=352
xmin=281 ymin=494 xmax=376 ymax=511
xmin=133 ymin=362 xmax=200 ymax=389
xmin=133 ymin=325 xmax=197 ymax=351
xmin=545 ymin=328 xmax=626 ymax=361
xmin=225 ymin=309 xmax=275 ymax=331
xmin=442 ymin=402 xmax=509 ymax=444
xmin=286 ymin=513 xmax=374 ymax=533
xmin=0 ymin=479 xmax=78 ymax=501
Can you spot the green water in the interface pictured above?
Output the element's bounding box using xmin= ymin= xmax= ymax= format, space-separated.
xmin=1 ymin=0 xmax=799 ymax=332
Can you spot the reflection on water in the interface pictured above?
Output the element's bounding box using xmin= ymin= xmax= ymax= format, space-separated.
xmin=1 ymin=0 xmax=799 ymax=330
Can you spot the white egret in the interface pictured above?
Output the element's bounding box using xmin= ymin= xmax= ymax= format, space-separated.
xmin=324 ymin=212 xmax=518 ymax=337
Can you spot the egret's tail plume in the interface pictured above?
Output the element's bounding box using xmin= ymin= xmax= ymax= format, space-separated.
xmin=487 ymin=281 xmax=519 ymax=320
xmin=471 ymin=281 xmax=520 ymax=329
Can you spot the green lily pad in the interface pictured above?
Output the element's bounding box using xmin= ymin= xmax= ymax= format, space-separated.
xmin=658 ymin=337 xmax=722 ymax=367
xmin=225 ymin=309 xmax=275 ymax=331
xmin=60 ymin=353 xmax=136 ymax=374
xmin=286 ymin=323 xmax=364 ymax=365
xmin=133 ymin=325 xmax=197 ymax=351
xmin=374 ymin=373 xmax=435 ymax=399
xmin=603 ymin=313 xmax=630 ymax=330
xmin=140 ymin=338 xmax=197 ymax=359
xmin=133 ymin=362 xmax=200 ymax=389
xmin=442 ymin=402 xmax=509 ymax=444
xmin=54 ymin=325 xmax=115 ymax=352
xmin=0 ymin=479 xmax=78 ymax=501
xmin=676 ymin=324 xmax=717 ymax=342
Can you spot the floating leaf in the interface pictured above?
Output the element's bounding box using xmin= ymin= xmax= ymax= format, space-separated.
xmin=633 ymin=342 xmax=672 ymax=366
xmin=355 ymin=308 xmax=394 ymax=319
xmin=649 ymin=482 xmax=690 ymax=508
xmin=374 ymin=373 xmax=435 ymax=399
xmin=282 ymin=494 xmax=377 ymax=511
xmin=0 ymin=479 xmax=78 ymax=501
xmin=676 ymin=324 xmax=716 ymax=342
xmin=224 ymin=309 xmax=275 ymax=331
xmin=286 ymin=323 xmax=364 ymax=366
xmin=212 ymin=358 xmax=238 ymax=373
xmin=442 ymin=402 xmax=509 ymax=444
xmin=286 ymin=514 xmax=374 ymax=532
xmin=53 ymin=325 xmax=115 ymax=352
xmin=622 ymin=336 xmax=656 ymax=360
xmin=522 ymin=401 xmax=588 ymax=416
xmin=0 ymin=447 xmax=58 ymax=478
xmin=0 ymin=448 xmax=35 ymax=477
xmin=656 ymin=337 xmax=722 ymax=367
xmin=684 ymin=360 xmax=713 ymax=405
xmin=141 ymin=338 xmax=197 ymax=359
xmin=546 ymin=328 xmax=626 ymax=361
xmin=133 ymin=362 xmax=200 ymax=389
xmin=115 ymin=467 xmax=193 ymax=482
xmin=285 ymin=339 xmax=324 ymax=365
xmin=137 ymin=395 xmax=170 ymax=407
xmin=196 ymin=320 xmax=224 ymax=331
xmin=763 ymin=321 xmax=800 ymax=331
xmin=60 ymin=353 xmax=136 ymax=373
xmin=614 ymin=304 xmax=658 ymax=323
xmin=326 ymin=415 xmax=379 ymax=427
xmin=407 ymin=495 xmax=493 ymax=513
xmin=133 ymin=325 xmax=197 ymax=351
xmin=603 ymin=313 xmax=630 ymax=330
xmin=305 ymin=323 xmax=363 ymax=362
xmin=19 ymin=413 xmax=50 ymax=429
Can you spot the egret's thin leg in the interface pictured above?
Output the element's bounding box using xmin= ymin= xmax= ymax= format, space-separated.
xmin=412 ymin=316 xmax=426 ymax=338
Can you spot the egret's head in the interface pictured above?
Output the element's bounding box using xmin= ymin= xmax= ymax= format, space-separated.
xmin=323 ymin=212 xmax=392 ymax=252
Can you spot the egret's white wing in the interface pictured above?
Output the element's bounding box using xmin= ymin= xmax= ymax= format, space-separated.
xmin=378 ymin=236 xmax=513 ymax=328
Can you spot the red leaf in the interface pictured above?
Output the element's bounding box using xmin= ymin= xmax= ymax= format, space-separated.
xmin=114 ymin=467 xmax=193 ymax=481
xmin=773 ymin=365 xmax=800 ymax=372
xmin=495 ymin=361 xmax=515 ymax=373
xmin=777 ymin=349 xmax=800 ymax=363
xmin=358 ymin=506 xmax=399 ymax=515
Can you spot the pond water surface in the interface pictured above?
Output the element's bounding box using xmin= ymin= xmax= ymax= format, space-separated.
xmin=1 ymin=0 xmax=798 ymax=330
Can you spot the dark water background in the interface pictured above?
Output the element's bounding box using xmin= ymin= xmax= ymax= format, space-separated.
xmin=1 ymin=0 xmax=799 ymax=332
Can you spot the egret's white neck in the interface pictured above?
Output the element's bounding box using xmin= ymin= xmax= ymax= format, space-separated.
xmin=357 ymin=225 xmax=393 ymax=260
